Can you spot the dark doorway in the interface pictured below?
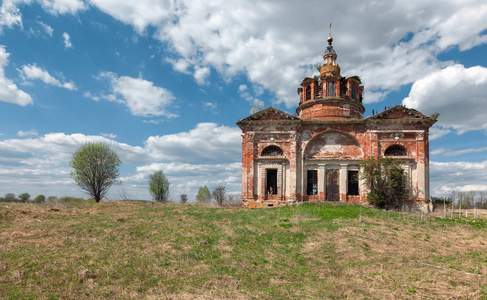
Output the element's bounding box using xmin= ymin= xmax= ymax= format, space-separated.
xmin=347 ymin=170 xmax=359 ymax=196
xmin=326 ymin=169 xmax=340 ymax=201
xmin=266 ymin=169 xmax=278 ymax=195
xmin=307 ymin=170 xmax=318 ymax=195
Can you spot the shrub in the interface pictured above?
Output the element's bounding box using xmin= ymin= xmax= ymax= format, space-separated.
xmin=4 ymin=193 xmax=17 ymax=202
xmin=34 ymin=195 xmax=46 ymax=203
xmin=149 ymin=170 xmax=170 ymax=203
xmin=212 ymin=185 xmax=226 ymax=205
xmin=18 ymin=193 xmax=31 ymax=203
xmin=196 ymin=186 xmax=211 ymax=203
xmin=360 ymin=157 xmax=410 ymax=209
xmin=47 ymin=196 xmax=58 ymax=203
xmin=58 ymin=196 xmax=85 ymax=204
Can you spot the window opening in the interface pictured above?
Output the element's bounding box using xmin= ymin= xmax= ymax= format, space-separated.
xmin=384 ymin=145 xmax=407 ymax=156
xmin=266 ymin=169 xmax=278 ymax=195
xmin=261 ymin=145 xmax=283 ymax=157
xmin=307 ymin=170 xmax=318 ymax=195
xmin=326 ymin=81 xmax=335 ymax=96
xmin=351 ymin=85 xmax=357 ymax=100
xmin=340 ymin=78 xmax=346 ymax=96
xmin=315 ymin=82 xmax=321 ymax=98
xmin=347 ymin=170 xmax=359 ymax=196
xmin=305 ymin=85 xmax=311 ymax=100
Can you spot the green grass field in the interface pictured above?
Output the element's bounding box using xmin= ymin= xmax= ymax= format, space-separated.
xmin=1 ymin=201 xmax=486 ymax=299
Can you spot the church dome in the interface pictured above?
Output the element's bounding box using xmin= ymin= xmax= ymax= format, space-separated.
xmin=296 ymin=29 xmax=365 ymax=120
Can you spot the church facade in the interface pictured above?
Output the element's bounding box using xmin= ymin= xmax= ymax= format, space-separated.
xmin=236 ymin=34 xmax=436 ymax=208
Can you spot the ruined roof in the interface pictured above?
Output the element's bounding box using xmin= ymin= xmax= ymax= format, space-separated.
xmin=236 ymin=106 xmax=299 ymax=126
xmin=366 ymin=105 xmax=437 ymax=126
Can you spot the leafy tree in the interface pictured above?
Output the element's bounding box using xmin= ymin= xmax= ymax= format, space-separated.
xmin=180 ymin=194 xmax=188 ymax=204
xmin=34 ymin=194 xmax=46 ymax=203
xmin=360 ymin=157 xmax=410 ymax=209
xmin=196 ymin=185 xmax=211 ymax=203
xmin=18 ymin=193 xmax=31 ymax=202
xmin=70 ymin=142 xmax=121 ymax=203
xmin=212 ymin=185 xmax=226 ymax=205
xmin=4 ymin=193 xmax=17 ymax=202
xmin=47 ymin=196 xmax=58 ymax=203
xmin=149 ymin=170 xmax=170 ymax=202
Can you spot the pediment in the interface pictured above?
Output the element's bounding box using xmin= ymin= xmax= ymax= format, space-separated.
xmin=237 ymin=106 xmax=299 ymax=122
xmin=367 ymin=105 xmax=435 ymax=121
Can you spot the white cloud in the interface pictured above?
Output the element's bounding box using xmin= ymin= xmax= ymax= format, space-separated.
xmin=0 ymin=46 xmax=33 ymax=106
xmin=17 ymin=130 xmax=38 ymax=137
xmin=431 ymin=160 xmax=487 ymax=195
xmin=100 ymin=73 xmax=177 ymax=117
xmin=101 ymin=133 xmax=116 ymax=139
xmin=144 ymin=122 xmax=241 ymax=163
xmin=430 ymin=147 xmax=487 ymax=158
xmin=167 ymin=58 xmax=190 ymax=74
xmin=63 ymin=32 xmax=72 ymax=48
xmin=203 ymin=101 xmax=218 ymax=113
xmin=89 ymin=0 xmax=173 ymax=33
xmin=429 ymin=126 xmax=451 ymax=140
xmin=435 ymin=4 xmax=487 ymax=51
xmin=0 ymin=123 xmax=242 ymax=200
xmin=0 ymin=0 xmax=28 ymax=28
xmin=5 ymin=1 xmax=487 ymax=108
xmin=194 ymin=66 xmax=210 ymax=85
xmin=150 ymin=0 xmax=487 ymax=107
xmin=123 ymin=161 xmax=242 ymax=200
xmin=19 ymin=63 xmax=76 ymax=90
xmin=1 ymin=0 xmax=85 ymax=29
xmin=403 ymin=64 xmax=487 ymax=134
xmin=26 ymin=21 xmax=54 ymax=38
xmin=39 ymin=0 xmax=86 ymax=15
xmin=39 ymin=21 xmax=53 ymax=36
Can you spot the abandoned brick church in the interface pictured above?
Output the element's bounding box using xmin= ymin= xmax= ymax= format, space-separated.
xmin=237 ymin=32 xmax=436 ymax=208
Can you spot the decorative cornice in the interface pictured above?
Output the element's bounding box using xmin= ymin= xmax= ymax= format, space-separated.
xmin=296 ymin=97 xmax=365 ymax=113
xmin=365 ymin=105 xmax=437 ymax=127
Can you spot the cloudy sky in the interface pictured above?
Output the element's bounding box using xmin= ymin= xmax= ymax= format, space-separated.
xmin=0 ymin=0 xmax=486 ymax=201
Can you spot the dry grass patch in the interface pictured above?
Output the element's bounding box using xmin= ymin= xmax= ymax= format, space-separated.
xmin=0 ymin=201 xmax=486 ymax=299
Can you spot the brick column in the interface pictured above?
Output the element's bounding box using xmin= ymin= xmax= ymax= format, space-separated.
xmin=277 ymin=165 xmax=283 ymax=201
xmin=242 ymin=133 xmax=255 ymax=200
xmin=289 ymin=133 xmax=298 ymax=200
xmin=416 ymin=132 xmax=427 ymax=201
xmin=318 ymin=165 xmax=325 ymax=201
xmin=340 ymin=164 xmax=348 ymax=202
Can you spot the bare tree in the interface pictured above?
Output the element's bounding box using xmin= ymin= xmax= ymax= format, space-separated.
xmin=212 ymin=185 xmax=226 ymax=205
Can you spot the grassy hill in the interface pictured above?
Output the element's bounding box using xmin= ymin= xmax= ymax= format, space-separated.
xmin=1 ymin=201 xmax=486 ymax=299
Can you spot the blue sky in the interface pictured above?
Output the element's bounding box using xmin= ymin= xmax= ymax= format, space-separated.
xmin=1 ymin=0 xmax=487 ymax=201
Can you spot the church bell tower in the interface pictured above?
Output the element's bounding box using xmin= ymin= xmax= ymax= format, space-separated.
xmin=296 ymin=25 xmax=365 ymax=120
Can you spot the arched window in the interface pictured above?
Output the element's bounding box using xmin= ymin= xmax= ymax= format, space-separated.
xmin=305 ymin=86 xmax=311 ymax=100
xmin=261 ymin=145 xmax=283 ymax=157
xmin=326 ymin=81 xmax=335 ymax=96
xmin=384 ymin=145 xmax=407 ymax=156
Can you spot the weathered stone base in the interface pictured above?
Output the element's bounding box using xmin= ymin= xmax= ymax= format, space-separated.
xmin=401 ymin=200 xmax=433 ymax=213
xmin=243 ymin=199 xmax=298 ymax=208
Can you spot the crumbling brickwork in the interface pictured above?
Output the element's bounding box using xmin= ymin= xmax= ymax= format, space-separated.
xmin=237 ymin=34 xmax=436 ymax=207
